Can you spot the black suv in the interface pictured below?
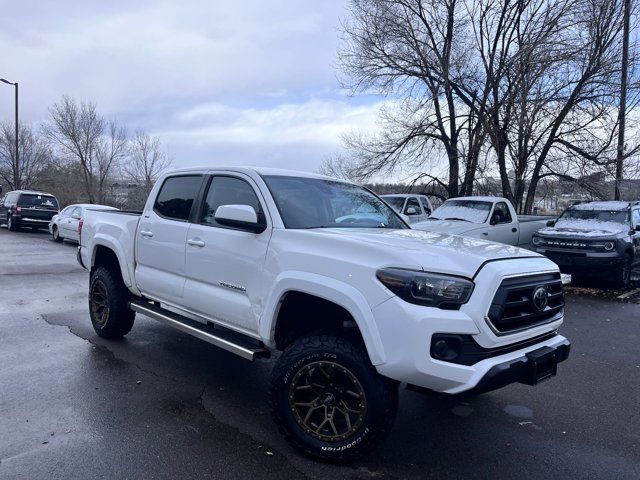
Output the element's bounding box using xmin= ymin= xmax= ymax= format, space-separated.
xmin=532 ymin=201 xmax=640 ymax=288
xmin=0 ymin=190 xmax=60 ymax=231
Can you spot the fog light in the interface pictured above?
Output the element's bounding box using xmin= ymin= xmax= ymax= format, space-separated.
xmin=604 ymin=241 xmax=615 ymax=251
xmin=431 ymin=335 xmax=462 ymax=361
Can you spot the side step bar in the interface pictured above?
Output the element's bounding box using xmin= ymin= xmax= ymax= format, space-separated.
xmin=129 ymin=300 xmax=269 ymax=361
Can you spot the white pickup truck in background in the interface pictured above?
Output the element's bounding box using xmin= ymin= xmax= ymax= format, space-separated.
xmin=412 ymin=196 xmax=553 ymax=249
xmin=380 ymin=194 xmax=433 ymax=223
xmin=77 ymin=168 xmax=570 ymax=462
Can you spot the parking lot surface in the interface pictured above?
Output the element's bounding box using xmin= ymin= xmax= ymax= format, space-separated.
xmin=1 ymin=227 xmax=639 ymax=479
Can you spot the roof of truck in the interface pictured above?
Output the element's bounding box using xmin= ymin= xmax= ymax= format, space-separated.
xmin=444 ymin=196 xmax=509 ymax=203
xmin=165 ymin=166 xmax=345 ymax=182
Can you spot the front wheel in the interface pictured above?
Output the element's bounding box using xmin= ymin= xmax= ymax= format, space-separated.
xmin=612 ymin=253 xmax=632 ymax=289
xmin=270 ymin=335 xmax=398 ymax=462
xmin=89 ymin=266 xmax=135 ymax=339
xmin=52 ymin=225 xmax=63 ymax=242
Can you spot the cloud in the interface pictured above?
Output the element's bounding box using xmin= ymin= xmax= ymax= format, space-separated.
xmin=0 ymin=0 xmax=379 ymax=172
xmin=158 ymin=98 xmax=386 ymax=170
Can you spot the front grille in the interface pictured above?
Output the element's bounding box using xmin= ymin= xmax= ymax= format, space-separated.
xmin=487 ymin=272 xmax=564 ymax=334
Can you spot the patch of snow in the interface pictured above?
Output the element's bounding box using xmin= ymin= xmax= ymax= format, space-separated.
xmin=571 ymin=201 xmax=629 ymax=211
xmin=540 ymin=218 xmax=627 ymax=237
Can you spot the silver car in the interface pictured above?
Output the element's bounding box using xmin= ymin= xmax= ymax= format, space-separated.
xmin=49 ymin=204 xmax=118 ymax=243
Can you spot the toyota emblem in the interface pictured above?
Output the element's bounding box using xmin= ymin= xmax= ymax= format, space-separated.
xmin=531 ymin=286 xmax=549 ymax=312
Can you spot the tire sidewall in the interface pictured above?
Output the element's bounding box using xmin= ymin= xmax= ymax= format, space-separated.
xmin=52 ymin=225 xmax=60 ymax=241
xmin=273 ymin=339 xmax=395 ymax=459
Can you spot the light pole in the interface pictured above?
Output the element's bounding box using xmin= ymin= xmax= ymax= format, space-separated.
xmin=0 ymin=78 xmax=19 ymax=190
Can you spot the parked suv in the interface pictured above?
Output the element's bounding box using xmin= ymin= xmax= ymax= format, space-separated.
xmin=0 ymin=190 xmax=60 ymax=231
xmin=532 ymin=201 xmax=640 ymax=287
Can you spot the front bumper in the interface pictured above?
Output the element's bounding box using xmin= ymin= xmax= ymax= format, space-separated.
xmin=371 ymin=257 xmax=569 ymax=394
xmin=533 ymin=247 xmax=623 ymax=271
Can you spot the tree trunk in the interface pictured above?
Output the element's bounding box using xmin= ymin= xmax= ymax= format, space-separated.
xmin=614 ymin=0 xmax=631 ymax=200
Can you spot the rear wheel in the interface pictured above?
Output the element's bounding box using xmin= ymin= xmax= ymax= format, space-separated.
xmin=271 ymin=335 xmax=398 ymax=462
xmin=7 ymin=214 xmax=17 ymax=231
xmin=89 ymin=266 xmax=135 ymax=339
xmin=52 ymin=225 xmax=63 ymax=242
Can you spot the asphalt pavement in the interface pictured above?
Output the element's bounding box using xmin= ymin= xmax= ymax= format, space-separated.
xmin=1 ymin=227 xmax=639 ymax=479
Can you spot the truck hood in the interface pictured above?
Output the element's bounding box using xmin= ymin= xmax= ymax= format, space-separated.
xmin=310 ymin=228 xmax=539 ymax=278
xmin=410 ymin=219 xmax=482 ymax=235
xmin=538 ymin=222 xmax=627 ymax=238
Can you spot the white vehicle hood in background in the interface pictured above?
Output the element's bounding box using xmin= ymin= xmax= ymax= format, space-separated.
xmin=410 ymin=219 xmax=481 ymax=236
xmin=305 ymin=228 xmax=540 ymax=278
xmin=539 ymin=220 xmax=627 ymax=238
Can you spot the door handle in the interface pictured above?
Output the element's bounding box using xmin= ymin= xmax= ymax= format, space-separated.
xmin=140 ymin=230 xmax=154 ymax=238
xmin=512 ymin=228 xmax=518 ymax=232
xmin=187 ymin=239 xmax=205 ymax=247
xmin=482 ymin=232 xmax=488 ymax=236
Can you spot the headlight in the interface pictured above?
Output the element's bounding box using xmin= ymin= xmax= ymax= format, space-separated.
xmin=532 ymin=235 xmax=542 ymax=246
xmin=604 ymin=241 xmax=615 ymax=251
xmin=376 ymin=268 xmax=474 ymax=309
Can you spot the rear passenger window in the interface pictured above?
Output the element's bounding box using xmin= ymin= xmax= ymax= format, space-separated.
xmin=154 ymin=175 xmax=202 ymax=221
xmin=200 ymin=176 xmax=263 ymax=227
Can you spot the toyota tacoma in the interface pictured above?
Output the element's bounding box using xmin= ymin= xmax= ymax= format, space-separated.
xmin=77 ymin=167 xmax=570 ymax=461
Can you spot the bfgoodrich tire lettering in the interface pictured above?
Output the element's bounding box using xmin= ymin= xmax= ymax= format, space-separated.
xmin=270 ymin=335 xmax=398 ymax=462
xmin=89 ymin=266 xmax=135 ymax=339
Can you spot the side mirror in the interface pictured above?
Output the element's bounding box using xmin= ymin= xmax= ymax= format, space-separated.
xmin=490 ymin=214 xmax=498 ymax=225
xmin=214 ymin=205 xmax=266 ymax=233
xmin=546 ymin=220 xmax=555 ymax=227
xmin=405 ymin=207 xmax=417 ymax=215
xmin=634 ymin=224 xmax=640 ymax=232
xmin=425 ymin=209 xmax=432 ymax=216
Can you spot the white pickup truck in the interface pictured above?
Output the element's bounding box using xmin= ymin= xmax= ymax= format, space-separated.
xmin=412 ymin=196 xmax=552 ymax=248
xmin=77 ymin=167 xmax=570 ymax=461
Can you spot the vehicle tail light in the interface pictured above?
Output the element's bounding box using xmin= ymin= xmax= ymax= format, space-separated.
xmin=15 ymin=205 xmax=21 ymax=214
xmin=78 ymin=218 xmax=84 ymax=243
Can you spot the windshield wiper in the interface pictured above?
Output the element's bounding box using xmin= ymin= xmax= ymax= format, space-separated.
xmin=427 ymin=216 xmax=440 ymax=220
xmin=444 ymin=217 xmax=471 ymax=222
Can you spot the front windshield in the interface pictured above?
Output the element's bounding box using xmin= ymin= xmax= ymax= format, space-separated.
xmin=381 ymin=196 xmax=405 ymax=212
xmin=556 ymin=209 xmax=629 ymax=231
xmin=429 ymin=200 xmax=492 ymax=223
xmin=262 ymin=176 xmax=407 ymax=229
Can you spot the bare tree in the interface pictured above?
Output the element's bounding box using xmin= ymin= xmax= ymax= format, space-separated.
xmin=328 ymin=0 xmax=638 ymax=211
xmin=95 ymin=121 xmax=128 ymax=203
xmin=43 ymin=96 xmax=124 ymax=203
xmin=120 ymin=130 xmax=171 ymax=209
xmin=123 ymin=130 xmax=171 ymax=190
xmin=0 ymin=121 xmax=51 ymax=191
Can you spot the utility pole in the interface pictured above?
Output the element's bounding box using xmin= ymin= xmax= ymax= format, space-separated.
xmin=615 ymin=0 xmax=631 ymax=200
xmin=0 ymin=78 xmax=19 ymax=190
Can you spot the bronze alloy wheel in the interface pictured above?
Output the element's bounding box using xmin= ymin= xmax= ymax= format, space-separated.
xmin=289 ymin=360 xmax=367 ymax=442
xmin=90 ymin=280 xmax=110 ymax=327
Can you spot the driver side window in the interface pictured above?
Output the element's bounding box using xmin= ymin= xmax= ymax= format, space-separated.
xmin=492 ymin=202 xmax=512 ymax=224
xmin=632 ymin=209 xmax=640 ymax=228
xmin=200 ymin=176 xmax=263 ymax=227
xmin=404 ymin=197 xmax=422 ymax=216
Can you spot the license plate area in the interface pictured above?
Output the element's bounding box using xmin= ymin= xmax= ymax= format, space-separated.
xmin=524 ymin=346 xmax=558 ymax=385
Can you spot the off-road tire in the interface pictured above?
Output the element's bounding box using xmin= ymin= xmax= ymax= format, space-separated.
xmin=270 ymin=335 xmax=398 ymax=462
xmin=89 ymin=266 xmax=135 ymax=339
xmin=52 ymin=225 xmax=63 ymax=242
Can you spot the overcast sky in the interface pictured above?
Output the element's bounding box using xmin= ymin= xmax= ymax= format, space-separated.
xmin=0 ymin=0 xmax=383 ymax=172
